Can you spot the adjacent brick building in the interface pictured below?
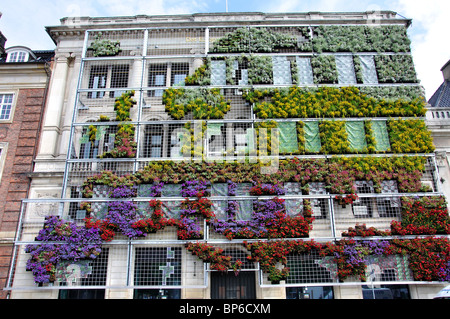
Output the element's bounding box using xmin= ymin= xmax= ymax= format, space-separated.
xmin=0 ymin=34 xmax=53 ymax=298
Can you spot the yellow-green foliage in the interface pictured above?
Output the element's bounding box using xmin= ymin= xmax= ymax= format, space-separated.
xmin=255 ymin=120 xmax=278 ymax=155
xmin=319 ymin=121 xmax=350 ymax=154
xmin=246 ymin=86 xmax=426 ymax=119
xmin=182 ymin=121 xmax=206 ymax=158
xmin=163 ymin=88 xmax=231 ymax=120
xmin=185 ymin=60 xmax=211 ymax=86
xmin=388 ymin=119 xmax=435 ymax=153
xmin=332 ymin=156 xmax=427 ymax=174
xmin=114 ymin=90 xmax=136 ymax=121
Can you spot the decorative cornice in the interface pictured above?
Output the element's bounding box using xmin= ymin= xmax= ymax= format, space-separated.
xmin=46 ymin=11 xmax=411 ymax=44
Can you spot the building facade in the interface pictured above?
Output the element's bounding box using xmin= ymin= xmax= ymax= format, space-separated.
xmin=5 ymin=12 xmax=449 ymax=299
xmin=0 ymin=32 xmax=53 ymax=298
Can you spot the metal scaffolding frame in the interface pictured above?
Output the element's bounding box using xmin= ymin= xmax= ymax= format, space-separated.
xmin=6 ymin=24 xmax=446 ymax=292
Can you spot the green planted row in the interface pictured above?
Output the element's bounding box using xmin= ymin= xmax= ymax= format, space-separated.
xmin=210 ymin=25 xmax=411 ymax=54
xmin=245 ymin=86 xmax=426 ymax=119
xmin=254 ymin=118 xmax=434 ymax=156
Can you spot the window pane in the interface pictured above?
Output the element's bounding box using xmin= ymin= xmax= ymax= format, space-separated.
xmin=9 ymin=52 xmax=18 ymax=62
xmin=0 ymin=94 xmax=13 ymax=120
xmin=18 ymin=52 xmax=27 ymax=62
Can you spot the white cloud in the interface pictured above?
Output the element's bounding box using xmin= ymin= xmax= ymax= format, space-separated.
xmin=1 ymin=0 xmax=446 ymax=100
xmin=0 ymin=0 xmax=211 ymax=49
xmin=391 ymin=0 xmax=450 ymax=99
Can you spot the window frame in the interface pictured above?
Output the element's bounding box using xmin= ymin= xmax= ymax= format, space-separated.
xmin=0 ymin=92 xmax=17 ymax=123
xmin=6 ymin=50 xmax=29 ymax=63
xmin=0 ymin=142 xmax=8 ymax=183
xmin=87 ymin=64 xmax=130 ymax=99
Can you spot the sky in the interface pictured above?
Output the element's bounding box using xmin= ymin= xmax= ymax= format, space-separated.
xmin=0 ymin=0 xmax=449 ymax=100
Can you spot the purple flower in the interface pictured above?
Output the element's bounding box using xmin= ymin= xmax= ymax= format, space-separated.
xmin=181 ymin=180 xmax=210 ymax=197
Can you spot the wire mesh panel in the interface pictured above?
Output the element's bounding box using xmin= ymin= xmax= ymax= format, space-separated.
xmin=65 ymin=160 xmax=135 ymax=190
xmin=285 ymin=250 xmax=338 ymax=285
xmin=80 ymin=60 xmax=141 ymax=92
xmin=208 ymin=26 xmax=301 ymax=54
xmin=133 ymin=246 xmax=183 ymax=287
xmin=56 ymin=248 xmax=110 ymax=288
xmin=223 ymin=89 xmax=252 ymax=119
xmin=365 ymin=254 xmax=414 ymax=283
xmin=421 ymin=156 xmax=439 ymax=192
xmin=205 ymin=121 xmax=255 ymax=160
xmin=147 ymin=28 xmax=207 ymax=56
xmin=71 ymin=124 xmax=119 ymax=160
xmin=334 ymin=194 xmax=403 ymax=236
xmin=86 ymin=29 xmax=146 ymax=58
xmin=10 ymin=241 xmax=127 ymax=290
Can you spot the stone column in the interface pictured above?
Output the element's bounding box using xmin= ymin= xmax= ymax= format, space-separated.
xmin=37 ymin=53 xmax=71 ymax=158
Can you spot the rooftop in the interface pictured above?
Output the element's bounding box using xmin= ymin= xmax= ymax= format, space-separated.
xmin=45 ymin=11 xmax=412 ymax=44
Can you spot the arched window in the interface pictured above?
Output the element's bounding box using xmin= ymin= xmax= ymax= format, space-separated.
xmin=5 ymin=47 xmax=33 ymax=63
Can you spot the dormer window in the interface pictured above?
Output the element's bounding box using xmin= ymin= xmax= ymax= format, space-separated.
xmin=6 ymin=51 xmax=29 ymax=62
xmin=5 ymin=46 xmax=35 ymax=63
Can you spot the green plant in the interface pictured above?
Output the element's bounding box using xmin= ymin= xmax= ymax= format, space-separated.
xmin=304 ymin=25 xmax=411 ymax=53
xmin=310 ymin=55 xmax=338 ymax=84
xmin=353 ymin=56 xmax=364 ymax=84
xmin=374 ymin=55 xmax=418 ymax=83
xmin=99 ymin=91 xmax=137 ymax=158
xmin=246 ymin=86 xmax=426 ymax=119
xmin=388 ymin=119 xmax=435 ymax=153
xmin=319 ymin=120 xmax=350 ymax=154
xmin=245 ymin=55 xmax=274 ymax=85
xmin=163 ymin=88 xmax=231 ymax=120
xmin=89 ymin=33 xmax=122 ymax=57
xmin=210 ymin=27 xmax=297 ymax=53
xmin=185 ymin=59 xmax=211 ymax=86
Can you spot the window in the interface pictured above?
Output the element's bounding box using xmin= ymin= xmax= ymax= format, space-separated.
xmin=352 ymin=181 xmax=374 ymax=217
xmin=7 ymin=51 xmax=28 ymax=63
xmin=143 ymin=124 xmax=163 ymax=158
xmin=0 ymin=143 xmax=7 ymax=182
xmin=79 ymin=125 xmax=117 ymax=159
xmin=170 ymin=63 xmax=189 ymax=86
xmin=147 ymin=62 xmax=189 ymax=96
xmin=87 ymin=65 xmax=129 ymax=98
xmin=148 ymin=64 xmax=167 ymax=97
xmin=0 ymin=94 xmax=14 ymax=120
xmin=286 ymin=286 xmax=334 ymax=299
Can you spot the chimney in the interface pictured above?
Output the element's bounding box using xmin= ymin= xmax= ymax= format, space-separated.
xmin=441 ymin=59 xmax=450 ymax=81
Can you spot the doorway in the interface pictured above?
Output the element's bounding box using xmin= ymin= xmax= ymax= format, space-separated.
xmin=211 ymin=271 xmax=256 ymax=299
